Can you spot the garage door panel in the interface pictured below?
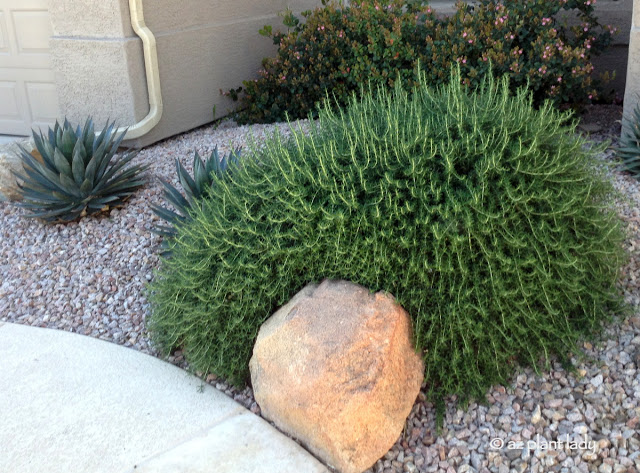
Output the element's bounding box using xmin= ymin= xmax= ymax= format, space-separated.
xmin=26 ymin=82 xmax=58 ymax=122
xmin=0 ymin=80 xmax=30 ymax=135
xmin=0 ymin=81 xmax=21 ymax=119
xmin=0 ymin=13 xmax=8 ymax=52
xmin=0 ymin=0 xmax=57 ymax=135
xmin=12 ymin=10 xmax=52 ymax=53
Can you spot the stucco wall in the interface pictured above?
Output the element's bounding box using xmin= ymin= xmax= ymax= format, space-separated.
xmin=49 ymin=0 xmax=320 ymax=148
xmin=50 ymin=0 xmax=633 ymax=148
xmin=126 ymin=0 xmax=320 ymax=147
xmin=49 ymin=0 xmax=148 ymax=129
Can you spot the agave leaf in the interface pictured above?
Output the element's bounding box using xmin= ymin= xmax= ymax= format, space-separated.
xmin=20 ymin=203 xmax=78 ymax=220
xmin=86 ymin=202 xmax=110 ymax=210
xmin=55 ymin=125 xmax=63 ymax=151
xmin=93 ymin=143 xmax=114 ymax=183
xmin=13 ymin=165 xmax=56 ymax=192
xmin=48 ymin=126 xmax=56 ymax=146
xmin=96 ymin=166 xmax=147 ymax=195
xmin=83 ymin=118 xmax=95 ymax=152
xmin=158 ymin=177 xmax=190 ymax=211
xmin=150 ymin=203 xmax=184 ymax=223
xmin=19 ymin=155 xmax=68 ymax=193
xmin=192 ymin=152 xmax=209 ymax=195
xmin=151 ymin=225 xmax=179 ymax=238
xmin=79 ymin=178 xmax=92 ymax=194
xmin=59 ymin=173 xmax=82 ymax=196
xmin=61 ymin=126 xmax=76 ymax=158
xmin=38 ymin=133 xmax=58 ymax=172
xmin=109 ymin=128 xmax=128 ymax=156
xmin=53 ymin=147 xmax=72 ymax=176
xmin=71 ymin=140 xmax=87 ymax=186
xmin=205 ymin=147 xmax=219 ymax=174
xmin=16 ymin=143 xmax=41 ymax=166
xmin=17 ymin=186 xmax=70 ymax=203
xmin=93 ymin=121 xmax=111 ymax=152
xmin=88 ymin=195 xmax=121 ymax=205
xmin=30 ymin=134 xmax=55 ymax=174
xmin=98 ymin=177 xmax=146 ymax=195
xmin=176 ymin=160 xmax=199 ymax=204
xmin=84 ymin=153 xmax=100 ymax=187
xmin=95 ymin=154 xmax=143 ymax=188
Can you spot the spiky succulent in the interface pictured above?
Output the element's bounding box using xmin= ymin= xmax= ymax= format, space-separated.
xmin=151 ymin=146 xmax=241 ymax=239
xmin=617 ymin=101 xmax=640 ymax=179
xmin=13 ymin=118 xmax=148 ymax=222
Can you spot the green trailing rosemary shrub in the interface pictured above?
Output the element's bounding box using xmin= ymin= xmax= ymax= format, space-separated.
xmin=150 ymin=69 xmax=625 ymax=403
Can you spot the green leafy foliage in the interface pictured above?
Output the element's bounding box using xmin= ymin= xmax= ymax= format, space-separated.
xmin=151 ymin=146 xmax=241 ymax=240
xmin=229 ymin=0 xmax=616 ymax=124
xmin=616 ymin=101 xmax=640 ymax=179
xmin=13 ymin=118 xmax=147 ymax=222
xmin=150 ymin=69 xmax=625 ymax=404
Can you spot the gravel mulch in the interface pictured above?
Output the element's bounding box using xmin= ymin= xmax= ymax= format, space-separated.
xmin=1 ymin=106 xmax=639 ymax=473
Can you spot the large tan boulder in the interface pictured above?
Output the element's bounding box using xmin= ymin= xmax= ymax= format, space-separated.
xmin=0 ymin=140 xmax=35 ymax=201
xmin=250 ymin=279 xmax=424 ymax=473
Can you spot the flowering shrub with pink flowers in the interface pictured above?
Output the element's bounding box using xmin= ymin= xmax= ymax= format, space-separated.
xmin=229 ymin=0 xmax=616 ymax=124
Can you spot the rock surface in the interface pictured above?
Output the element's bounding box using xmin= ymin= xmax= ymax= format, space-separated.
xmin=0 ymin=139 xmax=34 ymax=201
xmin=250 ymin=279 xmax=424 ymax=473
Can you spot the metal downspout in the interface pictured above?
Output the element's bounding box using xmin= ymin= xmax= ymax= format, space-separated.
xmin=117 ymin=0 xmax=163 ymax=140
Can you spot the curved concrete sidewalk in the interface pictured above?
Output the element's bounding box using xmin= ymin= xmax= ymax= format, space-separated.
xmin=0 ymin=322 xmax=328 ymax=473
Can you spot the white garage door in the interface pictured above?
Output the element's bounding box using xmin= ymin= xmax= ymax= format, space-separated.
xmin=0 ymin=0 xmax=58 ymax=136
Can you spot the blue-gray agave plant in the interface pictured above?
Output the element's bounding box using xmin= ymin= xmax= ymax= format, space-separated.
xmin=617 ymin=102 xmax=640 ymax=179
xmin=151 ymin=146 xmax=241 ymax=240
xmin=13 ymin=118 xmax=148 ymax=222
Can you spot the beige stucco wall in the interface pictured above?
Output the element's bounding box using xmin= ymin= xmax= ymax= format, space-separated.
xmin=623 ymin=0 xmax=640 ymax=134
xmin=50 ymin=0 xmax=632 ymax=148
xmin=49 ymin=0 xmax=148 ymax=129
xmin=49 ymin=0 xmax=320 ymax=148
xmin=127 ymin=0 xmax=320 ymax=147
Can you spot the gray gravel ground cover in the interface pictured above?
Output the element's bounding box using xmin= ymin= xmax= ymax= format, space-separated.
xmin=1 ymin=106 xmax=638 ymax=473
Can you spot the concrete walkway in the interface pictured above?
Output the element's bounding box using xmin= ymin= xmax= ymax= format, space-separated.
xmin=0 ymin=322 xmax=329 ymax=473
